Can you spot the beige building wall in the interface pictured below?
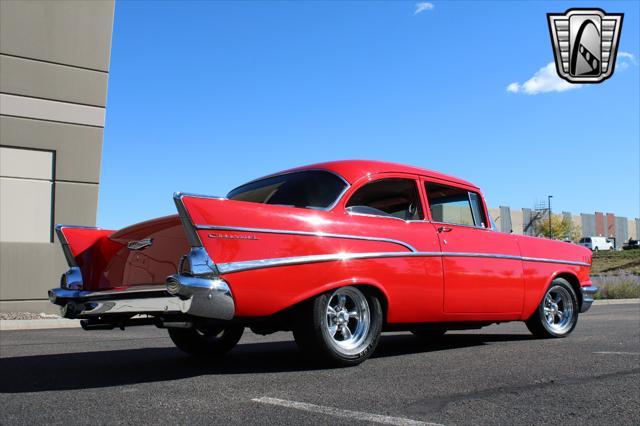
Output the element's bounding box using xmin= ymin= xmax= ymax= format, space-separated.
xmin=0 ymin=0 xmax=114 ymax=313
xmin=629 ymin=219 xmax=638 ymax=240
xmin=488 ymin=208 xmax=500 ymax=230
xmin=511 ymin=211 xmax=524 ymax=236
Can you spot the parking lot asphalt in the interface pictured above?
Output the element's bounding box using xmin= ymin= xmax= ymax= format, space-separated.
xmin=1 ymin=303 xmax=639 ymax=425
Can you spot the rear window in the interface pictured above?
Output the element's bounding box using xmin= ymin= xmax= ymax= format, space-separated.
xmin=227 ymin=170 xmax=347 ymax=209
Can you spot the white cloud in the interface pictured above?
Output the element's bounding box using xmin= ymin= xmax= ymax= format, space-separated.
xmin=506 ymin=82 xmax=520 ymax=93
xmin=508 ymin=52 xmax=637 ymax=95
xmin=414 ymin=2 xmax=434 ymax=15
xmin=618 ymin=51 xmax=634 ymax=60
xmin=617 ymin=51 xmax=637 ymax=71
xmin=506 ymin=62 xmax=580 ymax=95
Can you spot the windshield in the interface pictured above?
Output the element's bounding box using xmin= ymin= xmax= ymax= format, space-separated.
xmin=227 ymin=170 xmax=348 ymax=209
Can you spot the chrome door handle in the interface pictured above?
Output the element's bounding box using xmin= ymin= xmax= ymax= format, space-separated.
xmin=437 ymin=226 xmax=452 ymax=233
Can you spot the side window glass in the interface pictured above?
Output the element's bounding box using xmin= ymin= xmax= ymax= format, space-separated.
xmin=468 ymin=192 xmax=487 ymax=228
xmin=426 ymin=183 xmax=476 ymax=226
xmin=346 ymin=178 xmax=424 ymax=220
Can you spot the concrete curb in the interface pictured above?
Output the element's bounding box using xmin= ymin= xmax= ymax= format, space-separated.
xmin=0 ymin=319 xmax=81 ymax=331
xmin=592 ymin=298 xmax=640 ymax=305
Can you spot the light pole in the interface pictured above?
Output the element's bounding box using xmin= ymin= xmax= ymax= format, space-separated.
xmin=547 ymin=195 xmax=553 ymax=239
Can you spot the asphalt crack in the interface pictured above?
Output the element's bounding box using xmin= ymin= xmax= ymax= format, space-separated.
xmin=404 ymin=368 xmax=640 ymax=416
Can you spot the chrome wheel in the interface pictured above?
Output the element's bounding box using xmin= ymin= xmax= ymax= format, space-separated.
xmin=324 ymin=287 xmax=370 ymax=355
xmin=543 ymin=285 xmax=574 ymax=334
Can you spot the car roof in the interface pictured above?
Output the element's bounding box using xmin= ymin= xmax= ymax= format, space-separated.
xmin=276 ymin=160 xmax=479 ymax=189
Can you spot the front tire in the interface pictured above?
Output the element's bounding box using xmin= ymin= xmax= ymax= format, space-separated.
xmin=293 ymin=286 xmax=383 ymax=366
xmin=168 ymin=324 xmax=244 ymax=356
xmin=526 ymin=278 xmax=578 ymax=338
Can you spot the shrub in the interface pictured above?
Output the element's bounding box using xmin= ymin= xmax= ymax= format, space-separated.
xmin=591 ymin=272 xmax=640 ymax=299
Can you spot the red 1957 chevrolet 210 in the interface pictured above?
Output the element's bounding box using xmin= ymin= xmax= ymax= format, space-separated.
xmin=49 ymin=160 xmax=596 ymax=366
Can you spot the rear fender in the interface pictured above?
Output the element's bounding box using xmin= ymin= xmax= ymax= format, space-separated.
xmin=268 ymin=277 xmax=390 ymax=316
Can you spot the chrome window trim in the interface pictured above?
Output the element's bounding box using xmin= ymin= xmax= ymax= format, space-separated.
xmin=429 ymin=220 xmax=489 ymax=231
xmin=226 ymin=168 xmax=351 ymax=212
xmin=346 ymin=211 xmax=409 ymax=222
xmin=216 ymin=251 xmax=590 ymax=274
xmin=425 ymin=181 xmax=489 ymax=230
xmin=195 ymin=224 xmax=418 ymax=252
xmin=467 ymin=191 xmax=487 ymax=228
xmin=346 ymin=211 xmax=433 ymax=224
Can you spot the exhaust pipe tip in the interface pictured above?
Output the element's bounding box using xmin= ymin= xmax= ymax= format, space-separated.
xmin=166 ymin=276 xmax=181 ymax=295
xmin=61 ymin=301 xmax=82 ymax=319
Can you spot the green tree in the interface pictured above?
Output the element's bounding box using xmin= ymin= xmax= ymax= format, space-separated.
xmin=533 ymin=215 xmax=581 ymax=241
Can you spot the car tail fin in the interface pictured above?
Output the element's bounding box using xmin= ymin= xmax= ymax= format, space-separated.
xmin=171 ymin=192 xmax=221 ymax=277
xmin=55 ymin=225 xmax=114 ymax=289
xmin=55 ymin=225 xmax=114 ymax=267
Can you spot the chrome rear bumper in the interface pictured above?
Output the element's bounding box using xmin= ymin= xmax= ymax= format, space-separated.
xmin=580 ymin=285 xmax=598 ymax=313
xmin=49 ymin=275 xmax=235 ymax=320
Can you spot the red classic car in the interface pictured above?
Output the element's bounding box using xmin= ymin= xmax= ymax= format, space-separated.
xmin=49 ymin=160 xmax=596 ymax=366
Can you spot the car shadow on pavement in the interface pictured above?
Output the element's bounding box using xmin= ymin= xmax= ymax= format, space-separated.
xmin=0 ymin=333 xmax=532 ymax=393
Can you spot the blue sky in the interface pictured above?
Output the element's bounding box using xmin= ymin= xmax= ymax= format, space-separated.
xmin=100 ymin=1 xmax=639 ymax=229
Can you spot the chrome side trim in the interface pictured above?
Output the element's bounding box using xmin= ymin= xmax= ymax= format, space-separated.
xmin=217 ymin=251 xmax=428 ymax=274
xmin=217 ymin=251 xmax=591 ymax=274
xmin=441 ymin=252 xmax=522 ymax=261
xmin=195 ymin=225 xmax=417 ymax=252
xmin=521 ymin=256 xmax=591 ymax=267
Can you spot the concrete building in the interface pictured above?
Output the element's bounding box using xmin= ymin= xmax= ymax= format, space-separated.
xmin=491 ymin=206 xmax=639 ymax=246
xmin=0 ymin=0 xmax=114 ymax=313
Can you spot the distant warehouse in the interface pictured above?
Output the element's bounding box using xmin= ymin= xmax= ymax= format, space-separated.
xmin=488 ymin=206 xmax=638 ymax=248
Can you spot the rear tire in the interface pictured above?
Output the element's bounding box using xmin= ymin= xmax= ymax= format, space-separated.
xmin=526 ymin=278 xmax=578 ymax=338
xmin=293 ymin=286 xmax=383 ymax=367
xmin=168 ymin=324 xmax=244 ymax=356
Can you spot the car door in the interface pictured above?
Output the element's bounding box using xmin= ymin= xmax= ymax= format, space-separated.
xmin=423 ymin=179 xmax=524 ymax=315
xmin=342 ymin=174 xmax=444 ymax=321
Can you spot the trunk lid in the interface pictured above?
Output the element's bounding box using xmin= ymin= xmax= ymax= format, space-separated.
xmin=62 ymin=215 xmax=189 ymax=291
